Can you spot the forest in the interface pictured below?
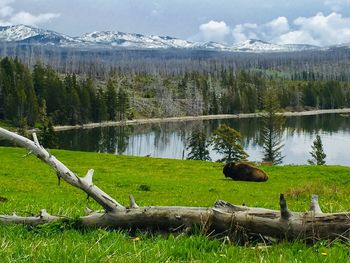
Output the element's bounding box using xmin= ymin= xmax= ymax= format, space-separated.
xmin=0 ymin=57 xmax=350 ymax=128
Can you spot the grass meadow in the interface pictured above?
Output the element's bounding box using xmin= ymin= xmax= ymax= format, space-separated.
xmin=1 ymin=146 xmax=350 ymax=262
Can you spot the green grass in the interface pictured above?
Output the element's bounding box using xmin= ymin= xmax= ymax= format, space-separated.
xmin=1 ymin=146 xmax=350 ymax=262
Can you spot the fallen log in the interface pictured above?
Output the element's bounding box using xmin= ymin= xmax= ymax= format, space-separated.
xmin=0 ymin=127 xmax=350 ymax=242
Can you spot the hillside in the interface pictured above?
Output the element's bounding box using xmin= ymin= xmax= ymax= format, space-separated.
xmin=0 ymin=147 xmax=350 ymax=261
xmin=2 ymin=57 xmax=350 ymax=128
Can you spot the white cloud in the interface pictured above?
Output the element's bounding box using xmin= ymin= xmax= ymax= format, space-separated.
xmin=0 ymin=6 xmax=13 ymax=17
xmin=232 ymin=16 xmax=290 ymax=43
xmin=287 ymin=12 xmax=350 ymax=46
xmin=9 ymin=11 xmax=60 ymax=26
xmin=232 ymin=24 xmax=248 ymax=43
xmin=277 ymin=31 xmax=319 ymax=45
xmin=265 ymin=16 xmax=289 ymax=36
xmin=0 ymin=0 xmax=13 ymax=17
xmin=232 ymin=13 xmax=350 ymax=46
xmin=198 ymin=20 xmax=230 ymax=42
xmin=0 ymin=0 xmax=59 ymax=27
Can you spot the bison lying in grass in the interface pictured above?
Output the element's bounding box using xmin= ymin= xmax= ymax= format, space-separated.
xmin=223 ymin=162 xmax=268 ymax=182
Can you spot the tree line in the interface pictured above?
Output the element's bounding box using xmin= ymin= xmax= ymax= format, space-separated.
xmin=0 ymin=58 xmax=130 ymax=128
xmin=4 ymin=43 xmax=350 ymax=80
xmin=1 ymin=57 xmax=350 ymax=128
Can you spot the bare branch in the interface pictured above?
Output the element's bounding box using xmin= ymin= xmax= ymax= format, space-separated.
xmin=0 ymin=209 xmax=61 ymax=225
xmin=32 ymin=133 xmax=40 ymax=146
xmin=279 ymin=194 xmax=291 ymax=220
xmin=129 ymin=194 xmax=139 ymax=208
xmin=83 ymin=169 xmax=94 ymax=186
xmin=84 ymin=207 xmax=94 ymax=215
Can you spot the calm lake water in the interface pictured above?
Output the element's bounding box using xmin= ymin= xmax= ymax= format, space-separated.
xmin=56 ymin=113 xmax=350 ymax=166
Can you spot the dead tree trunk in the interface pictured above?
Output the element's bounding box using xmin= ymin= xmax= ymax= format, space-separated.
xmin=0 ymin=127 xmax=349 ymax=241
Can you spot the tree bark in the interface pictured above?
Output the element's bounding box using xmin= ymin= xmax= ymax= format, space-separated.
xmin=0 ymin=127 xmax=350 ymax=242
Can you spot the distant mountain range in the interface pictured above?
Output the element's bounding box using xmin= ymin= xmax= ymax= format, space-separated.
xmin=0 ymin=24 xmax=339 ymax=53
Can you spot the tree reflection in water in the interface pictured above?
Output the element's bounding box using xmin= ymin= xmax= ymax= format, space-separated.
xmin=55 ymin=113 xmax=350 ymax=165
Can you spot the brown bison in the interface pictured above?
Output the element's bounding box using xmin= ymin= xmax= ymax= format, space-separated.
xmin=223 ymin=162 xmax=268 ymax=182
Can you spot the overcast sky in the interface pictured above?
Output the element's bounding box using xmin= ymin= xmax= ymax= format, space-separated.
xmin=2 ymin=0 xmax=350 ymax=46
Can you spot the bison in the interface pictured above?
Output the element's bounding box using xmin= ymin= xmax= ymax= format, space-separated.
xmin=223 ymin=162 xmax=268 ymax=182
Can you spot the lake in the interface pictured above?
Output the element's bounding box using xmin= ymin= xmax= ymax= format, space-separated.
xmin=55 ymin=113 xmax=350 ymax=166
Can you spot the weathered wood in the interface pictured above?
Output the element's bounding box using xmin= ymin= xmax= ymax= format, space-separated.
xmin=0 ymin=210 xmax=61 ymax=225
xmin=1 ymin=127 xmax=350 ymax=241
xmin=310 ymin=194 xmax=323 ymax=214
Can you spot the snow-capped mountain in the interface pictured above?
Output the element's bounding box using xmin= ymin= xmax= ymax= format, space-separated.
xmin=0 ymin=24 xmax=324 ymax=53
xmin=231 ymin=39 xmax=319 ymax=52
xmin=0 ymin=24 xmax=79 ymax=45
xmin=193 ymin=41 xmax=232 ymax=51
xmin=79 ymin=31 xmax=194 ymax=49
xmin=232 ymin=39 xmax=286 ymax=52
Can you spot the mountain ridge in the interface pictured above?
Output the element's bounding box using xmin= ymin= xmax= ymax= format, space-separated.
xmin=0 ymin=24 xmax=339 ymax=53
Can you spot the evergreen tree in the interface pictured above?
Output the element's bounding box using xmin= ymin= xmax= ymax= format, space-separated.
xmin=117 ymin=88 xmax=129 ymax=120
xmin=260 ymin=87 xmax=285 ymax=165
xmin=186 ymin=130 xmax=211 ymax=161
xmin=14 ymin=59 xmax=39 ymax=126
xmin=17 ymin=117 xmax=29 ymax=138
xmin=105 ymin=79 xmax=118 ymax=121
xmin=308 ymin=135 xmax=326 ymax=165
xmin=79 ymin=80 xmax=92 ymax=123
xmin=39 ymin=118 xmax=58 ymax=149
xmin=64 ymin=74 xmax=81 ymax=125
xmin=32 ymin=64 xmax=47 ymax=100
xmin=0 ymin=57 xmax=15 ymax=121
xmin=94 ymin=88 xmax=108 ymax=122
xmin=211 ymin=124 xmax=248 ymax=163
xmin=45 ymin=68 xmax=66 ymax=124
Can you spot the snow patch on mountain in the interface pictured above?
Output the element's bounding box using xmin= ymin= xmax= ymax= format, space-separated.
xmin=232 ymin=39 xmax=286 ymax=52
xmin=0 ymin=24 xmax=79 ymax=45
xmin=0 ymin=24 xmax=326 ymax=53
xmin=80 ymin=31 xmax=195 ymax=49
xmin=0 ymin=24 xmax=42 ymax=41
xmin=230 ymin=39 xmax=319 ymax=52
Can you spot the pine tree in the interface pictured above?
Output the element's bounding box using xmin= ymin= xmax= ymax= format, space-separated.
xmin=39 ymin=118 xmax=58 ymax=149
xmin=186 ymin=130 xmax=211 ymax=161
xmin=308 ymin=135 xmax=326 ymax=165
xmin=95 ymin=88 xmax=108 ymax=122
xmin=64 ymin=74 xmax=81 ymax=125
xmin=45 ymin=68 xmax=66 ymax=124
xmin=32 ymin=63 xmax=47 ymax=100
xmin=17 ymin=117 xmax=29 ymax=138
xmin=117 ymin=88 xmax=129 ymax=120
xmin=211 ymin=124 xmax=248 ymax=163
xmin=105 ymin=79 xmax=118 ymax=121
xmin=260 ymin=87 xmax=285 ymax=165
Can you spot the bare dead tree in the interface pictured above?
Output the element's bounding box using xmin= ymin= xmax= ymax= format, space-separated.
xmin=0 ymin=126 xmax=350 ymax=242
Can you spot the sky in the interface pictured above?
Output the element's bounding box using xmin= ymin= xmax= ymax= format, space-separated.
xmin=2 ymin=0 xmax=350 ymax=46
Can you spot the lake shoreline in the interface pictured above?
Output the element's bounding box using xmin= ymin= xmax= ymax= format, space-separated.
xmin=52 ymin=108 xmax=350 ymax=132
